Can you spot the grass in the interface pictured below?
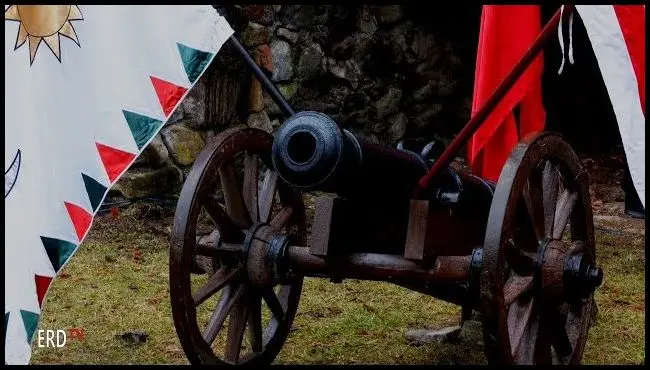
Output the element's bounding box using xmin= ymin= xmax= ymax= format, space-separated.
xmin=31 ymin=202 xmax=645 ymax=365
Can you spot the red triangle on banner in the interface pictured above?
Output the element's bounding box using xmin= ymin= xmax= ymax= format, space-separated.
xmin=150 ymin=76 xmax=187 ymax=117
xmin=35 ymin=275 xmax=53 ymax=306
xmin=96 ymin=142 xmax=136 ymax=183
xmin=64 ymin=202 xmax=92 ymax=241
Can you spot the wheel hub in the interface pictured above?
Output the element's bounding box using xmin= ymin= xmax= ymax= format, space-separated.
xmin=244 ymin=224 xmax=294 ymax=287
xmin=535 ymin=238 xmax=603 ymax=301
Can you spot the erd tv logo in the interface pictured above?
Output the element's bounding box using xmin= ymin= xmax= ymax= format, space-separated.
xmin=37 ymin=328 xmax=85 ymax=348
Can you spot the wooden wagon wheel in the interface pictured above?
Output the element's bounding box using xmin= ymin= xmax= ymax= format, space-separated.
xmin=480 ymin=132 xmax=603 ymax=365
xmin=170 ymin=127 xmax=306 ymax=365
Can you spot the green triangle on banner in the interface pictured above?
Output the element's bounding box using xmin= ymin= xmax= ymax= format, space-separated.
xmin=5 ymin=312 xmax=9 ymax=342
xmin=177 ymin=43 xmax=214 ymax=84
xmin=41 ymin=236 xmax=77 ymax=272
xmin=122 ymin=110 xmax=163 ymax=150
xmin=20 ymin=310 xmax=39 ymax=343
xmin=81 ymin=173 xmax=107 ymax=212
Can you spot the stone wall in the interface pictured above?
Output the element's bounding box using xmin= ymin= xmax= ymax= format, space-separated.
xmin=112 ymin=4 xmax=482 ymax=199
xmin=114 ymin=4 xmax=627 ymax=200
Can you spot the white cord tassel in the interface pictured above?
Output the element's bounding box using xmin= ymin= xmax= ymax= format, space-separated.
xmin=558 ymin=5 xmax=575 ymax=75
xmin=568 ymin=10 xmax=575 ymax=65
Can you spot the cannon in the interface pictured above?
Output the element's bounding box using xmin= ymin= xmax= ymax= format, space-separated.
xmin=169 ymin=5 xmax=603 ymax=366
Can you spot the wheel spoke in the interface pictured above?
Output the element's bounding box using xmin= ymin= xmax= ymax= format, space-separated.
xmin=193 ymin=268 xmax=241 ymax=306
xmin=542 ymin=161 xmax=559 ymax=238
xmin=262 ymin=288 xmax=285 ymax=320
xmin=548 ymin=308 xmax=572 ymax=358
xmin=195 ymin=242 xmax=243 ymax=257
xmin=552 ymin=189 xmax=578 ymax=240
xmin=219 ymin=162 xmax=252 ymax=229
xmin=270 ymin=206 xmax=293 ymax=231
xmin=243 ymin=153 xmax=259 ymax=222
xmin=203 ymin=285 xmax=245 ymax=344
xmin=224 ymin=295 xmax=250 ymax=363
xmin=247 ymin=292 xmax=263 ymax=353
xmin=508 ymin=297 xmax=537 ymax=363
xmin=258 ymin=170 xmax=279 ymax=223
xmin=504 ymin=275 xmax=534 ymax=306
xmin=203 ymin=194 xmax=245 ymax=243
xmin=533 ymin=314 xmax=553 ymax=364
xmin=513 ymin=201 xmax=541 ymax=252
xmin=523 ymin=169 xmax=545 ymax=242
xmin=506 ymin=239 xmax=536 ymax=273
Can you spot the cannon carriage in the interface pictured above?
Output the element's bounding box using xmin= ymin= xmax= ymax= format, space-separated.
xmin=169 ymin=5 xmax=603 ymax=365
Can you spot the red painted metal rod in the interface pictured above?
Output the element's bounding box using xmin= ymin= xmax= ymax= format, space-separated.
xmin=416 ymin=5 xmax=575 ymax=194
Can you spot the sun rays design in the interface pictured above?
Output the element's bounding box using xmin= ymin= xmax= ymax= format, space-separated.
xmin=5 ymin=5 xmax=83 ymax=65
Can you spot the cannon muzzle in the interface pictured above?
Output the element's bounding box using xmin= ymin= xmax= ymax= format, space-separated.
xmin=272 ymin=111 xmax=428 ymax=197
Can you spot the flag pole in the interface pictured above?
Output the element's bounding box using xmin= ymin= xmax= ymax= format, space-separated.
xmin=416 ymin=5 xmax=575 ymax=195
xmin=227 ymin=36 xmax=296 ymax=118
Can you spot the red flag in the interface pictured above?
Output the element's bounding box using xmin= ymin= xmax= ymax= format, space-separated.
xmin=467 ymin=5 xmax=546 ymax=181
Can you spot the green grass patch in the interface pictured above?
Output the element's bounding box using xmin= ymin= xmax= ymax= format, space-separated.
xmin=31 ymin=206 xmax=644 ymax=365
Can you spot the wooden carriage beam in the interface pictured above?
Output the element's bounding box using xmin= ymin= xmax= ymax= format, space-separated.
xmin=286 ymin=246 xmax=472 ymax=283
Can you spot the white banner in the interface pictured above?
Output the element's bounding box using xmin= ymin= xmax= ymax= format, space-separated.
xmin=4 ymin=5 xmax=232 ymax=364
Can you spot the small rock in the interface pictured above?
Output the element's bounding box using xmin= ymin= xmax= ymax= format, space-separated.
xmin=313 ymin=6 xmax=331 ymax=24
xmin=412 ymin=74 xmax=459 ymax=100
xmin=371 ymin=5 xmax=403 ymax=25
xmin=297 ymin=43 xmax=325 ymax=80
xmin=249 ymin=78 xmax=264 ymax=113
xmin=178 ymin=82 xmax=207 ymax=128
xmin=277 ymin=27 xmax=298 ymax=43
xmin=358 ymin=6 xmax=378 ymax=34
xmin=161 ymin=125 xmax=206 ymax=166
xmin=411 ymin=30 xmax=439 ymax=62
xmin=241 ymin=22 xmax=271 ymax=47
xmin=311 ymin=25 xmax=329 ymax=45
xmin=118 ymin=330 xmax=148 ymax=345
xmin=273 ymin=5 xmax=281 ymax=12
xmin=270 ymin=40 xmax=294 ymax=82
xmin=388 ymin=20 xmax=412 ymax=56
xmin=278 ymin=82 xmax=299 ymax=100
xmin=247 ymin=111 xmax=273 ymax=133
xmin=290 ymin=5 xmax=316 ymax=28
xmin=332 ymin=36 xmax=355 ymax=60
xmin=327 ymin=58 xmax=362 ymax=89
xmin=166 ymin=105 xmax=185 ymax=126
xmin=405 ymin=326 xmax=461 ymax=346
xmin=459 ymin=320 xmax=483 ymax=346
xmin=133 ymin=135 xmax=170 ymax=168
xmin=387 ymin=112 xmax=408 ymax=143
xmin=113 ymin=166 xmax=183 ymax=199
xmin=412 ymin=104 xmax=444 ymax=129
xmin=351 ymin=33 xmax=376 ymax=62
xmin=253 ymin=44 xmax=273 ymax=73
xmin=375 ymin=87 xmax=403 ymax=119
xmin=264 ymin=94 xmax=282 ymax=117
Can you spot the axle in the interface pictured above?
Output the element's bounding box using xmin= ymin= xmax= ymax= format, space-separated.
xmin=286 ymin=246 xmax=472 ymax=283
xmin=238 ymin=226 xmax=603 ymax=309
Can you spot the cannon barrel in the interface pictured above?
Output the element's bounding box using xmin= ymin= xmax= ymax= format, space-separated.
xmin=271 ymin=111 xmax=428 ymax=198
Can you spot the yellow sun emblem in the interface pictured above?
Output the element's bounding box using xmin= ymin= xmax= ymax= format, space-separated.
xmin=5 ymin=5 xmax=83 ymax=65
